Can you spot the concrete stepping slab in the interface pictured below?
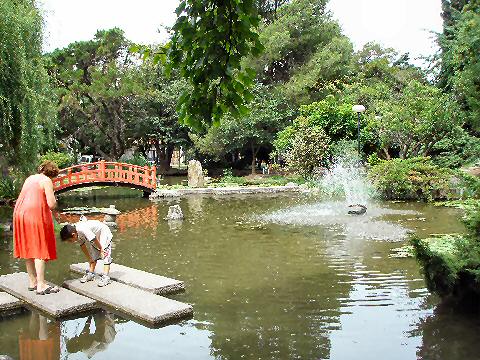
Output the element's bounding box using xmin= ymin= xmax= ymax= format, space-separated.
xmin=63 ymin=278 xmax=193 ymax=326
xmin=0 ymin=292 xmax=23 ymax=314
xmin=0 ymin=273 xmax=97 ymax=318
xmin=70 ymin=262 xmax=184 ymax=295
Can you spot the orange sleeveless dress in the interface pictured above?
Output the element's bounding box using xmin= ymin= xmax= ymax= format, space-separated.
xmin=13 ymin=174 xmax=57 ymax=260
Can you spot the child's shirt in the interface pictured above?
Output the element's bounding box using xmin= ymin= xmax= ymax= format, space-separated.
xmin=75 ymin=220 xmax=113 ymax=250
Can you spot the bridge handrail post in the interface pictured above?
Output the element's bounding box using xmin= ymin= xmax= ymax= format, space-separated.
xmin=143 ymin=166 xmax=149 ymax=186
xmin=151 ymin=165 xmax=156 ymax=189
xmin=99 ymin=160 xmax=106 ymax=181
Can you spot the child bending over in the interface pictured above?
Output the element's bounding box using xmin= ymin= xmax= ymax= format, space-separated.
xmin=60 ymin=218 xmax=113 ymax=287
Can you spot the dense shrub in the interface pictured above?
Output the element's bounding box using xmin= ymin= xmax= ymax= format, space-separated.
xmin=284 ymin=120 xmax=331 ymax=177
xmin=122 ymin=154 xmax=149 ymax=167
xmin=431 ymin=129 xmax=480 ymax=168
xmin=0 ymin=176 xmax=20 ymax=201
xmin=39 ymin=152 xmax=74 ymax=169
xmin=412 ymin=201 xmax=480 ymax=304
xmin=368 ymin=157 xmax=460 ymax=201
xmin=214 ymin=170 xmax=305 ymax=187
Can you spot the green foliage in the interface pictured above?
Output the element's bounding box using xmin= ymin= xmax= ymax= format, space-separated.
xmin=130 ymin=59 xmax=191 ymax=172
xmin=0 ymin=0 xmax=56 ymax=170
xmin=168 ymin=0 xmax=264 ymax=129
xmin=274 ymin=96 xmax=357 ymax=161
xmin=285 ymin=119 xmax=330 ymax=177
xmin=0 ymin=176 xmax=20 ymax=200
xmin=256 ymin=0 xmax=290 ymax=23
xmin=431 ymin=127 xmax=480 ymax=168
xmin=273 ymin=126 xmax=296 ymax=153
xmin=412 ymin=199 xmax=480 ymax=306
xmin=367 ymin=80 xmax=463 ymax=159
xmin=247 ymin=0 xmax=353 ymax=104
xmin=214 ymin=173 xmax=304 ymax=187
xmin=412 ymin=200 xmax=480 ymax=303
xmin=458 ymin=199 xmax=480 ymax=235
xmin=368 ymin=157 xmax=457 ymax=201
xmin=299 ymin=96 xmax=357 ymax=141
xmin=439 ymin=1 xmax=480 ymax=130
xmin=367 ymin=153 xmax=382 ymax=167
xmin=39 ymin=152 xmax=74 ymax=169
xmin=48 ymin=28 xmax=141 ymax=160
xmin=122 ymin=154 xmax=149 ymax=167
xmin=411 ymin=235 xmax=473 ymax=298
xmin=194 ymin=84 xmax=293 ymax=173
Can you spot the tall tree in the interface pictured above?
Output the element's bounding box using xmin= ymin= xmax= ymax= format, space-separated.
xmin=48 ymin=29 xmax=141 ymax=160
xmin=444 ymin=0 xmax=480 ymax=130
xmin=0 ymin=0 xmax=56 ymax=170
xmin=246 ymin=0 xmax=353 ymax=105
xmin=372 ymin=80 xmax=463 ymax=159
xmin=256 ymin=0 xmax=290 ymax=23
xmin=131 ymin=62 xmax=191 ymax=173
xmin=194 ymin=84 xmax=293 ymax=173
xmin=438 ymin=0 xmax=471 ymax=89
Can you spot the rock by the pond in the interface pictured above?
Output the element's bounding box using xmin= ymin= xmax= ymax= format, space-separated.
xmin=285 ymin=182 xmax=298 ymax=187
xmin=188 ymin=160 xmax=205 ymax=188
xmin=166 ymin=205 xmax=184 ymax=220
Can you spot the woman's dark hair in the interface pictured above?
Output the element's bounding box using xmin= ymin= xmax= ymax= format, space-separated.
xmin=38 ymin=160 xmax=59 ymax=178
xmin=60 ymin=224 xmax=76 ymax=241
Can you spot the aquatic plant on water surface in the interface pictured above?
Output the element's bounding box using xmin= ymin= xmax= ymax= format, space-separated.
xmin=412 ymin=200 xmax=480 ymax=305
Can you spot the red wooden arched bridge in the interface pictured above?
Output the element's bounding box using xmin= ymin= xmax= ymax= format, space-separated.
xmin=52 ymin=161 xmax=157 ymax=195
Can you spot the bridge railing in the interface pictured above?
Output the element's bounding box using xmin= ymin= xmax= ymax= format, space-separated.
xmin=52 ymin=161 xmax=157 ymax=193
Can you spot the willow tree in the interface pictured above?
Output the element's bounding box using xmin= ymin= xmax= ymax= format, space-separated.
xmin=0 ymin=0 xmax=55 ymax=171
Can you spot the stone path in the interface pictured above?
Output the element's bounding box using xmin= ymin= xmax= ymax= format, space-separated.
xmin=63 ymin=278 xmax=193 ymax=326
xmin=70 ymin=262 xmax=185 ymax=295
xmin=0 ymin=273 xmax=97 ymax=318
xmin=151 ymin=184 xmax=303 ymax=199
xmin=0 ymin=292 xmax=23 ymax=315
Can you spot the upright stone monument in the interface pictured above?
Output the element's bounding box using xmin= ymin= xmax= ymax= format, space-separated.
xmin=188 ymin=160 xmax=205 ymax=188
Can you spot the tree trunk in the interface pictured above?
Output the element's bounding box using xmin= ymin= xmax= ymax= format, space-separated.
xmin=251 ymin=143 xmax=260 ymax=175
xmin=156 ymin=143 xmax=175 ymax=174
xmin=382 ymin=148 xmax=391 ymax=160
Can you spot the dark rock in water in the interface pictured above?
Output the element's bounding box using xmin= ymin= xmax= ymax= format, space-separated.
xmin=348 ymin=204 xmax=367 ymax=215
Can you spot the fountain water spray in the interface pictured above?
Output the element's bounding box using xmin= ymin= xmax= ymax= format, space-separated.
xmin=320 ymin=154 xmax=375 ymax=207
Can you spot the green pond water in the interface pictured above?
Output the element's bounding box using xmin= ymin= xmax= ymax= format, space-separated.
xmin=0 ymin=187 xmax=479 ymax=360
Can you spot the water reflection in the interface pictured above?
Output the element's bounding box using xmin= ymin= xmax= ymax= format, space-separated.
xmin=55 ymin=205 xmax=160 ymax=232
xmin=416 ymin=304 xmax=480 ymax=360
xmin=187 ymin=196 xmax=204 ymax=216
xmin=0 ymin=191 xmax=473 ymax=359
xmin=65 ymin=312 xmax=116 ymax=358
xmin=19 ymin=313 xmax=60 ymax=360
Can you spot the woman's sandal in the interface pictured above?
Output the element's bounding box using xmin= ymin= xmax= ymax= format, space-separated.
xmin=36 ymin=286 xmax=60 ymax=295
xmin=28 ymin=286 xmax=36 ymax=291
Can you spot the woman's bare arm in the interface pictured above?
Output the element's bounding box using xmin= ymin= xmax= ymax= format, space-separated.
xmin=41 ymin=177 xmax=57 ymax=210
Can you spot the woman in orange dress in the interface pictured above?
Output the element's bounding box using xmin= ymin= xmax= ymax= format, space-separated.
xmin=13 ymin=161 xmax=60 ymax=294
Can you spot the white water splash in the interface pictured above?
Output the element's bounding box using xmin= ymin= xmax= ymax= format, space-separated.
xmin=320 ymin=159 xmax=375 ymax=205
xmin=257 ymin=201 xmax=419 ymax=241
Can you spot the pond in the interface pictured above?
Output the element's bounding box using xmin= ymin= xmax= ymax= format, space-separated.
xmin=1 ymin=188 xmax=479 ymax=360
